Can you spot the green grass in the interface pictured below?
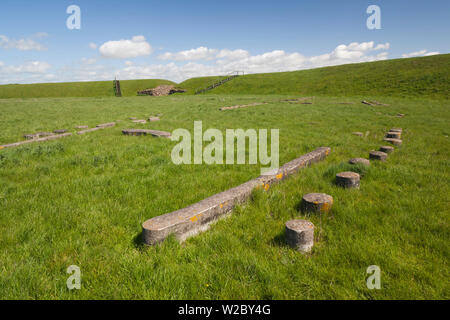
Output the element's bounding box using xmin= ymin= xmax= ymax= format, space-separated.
xmin=178 ymin=76 xmax=231 ymax=94
xmin=0 ymin=79 xmax=175 ymax=99
xmin=191 ymin=54 xmax=450 ymax=99
xmin=0 ymin=94 xmax=448 ymax=299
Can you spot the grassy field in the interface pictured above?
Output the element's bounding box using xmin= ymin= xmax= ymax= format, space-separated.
xmin=184 ymin=54 xmax=450 ymax=99
xmin=0 ymin=93 xmax=449 ymax=299
xmin=0 ymin=79 xmax=175 ymax=99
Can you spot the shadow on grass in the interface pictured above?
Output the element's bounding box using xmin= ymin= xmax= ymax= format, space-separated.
xmin=133 ymin=232 xmax=145 ymax=250
xmin=270 ymin=231 xmax=290 ymax=249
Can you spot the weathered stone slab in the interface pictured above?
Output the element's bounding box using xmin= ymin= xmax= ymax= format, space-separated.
xmin=370 ymin=151 xmax=388 ymax=161
xmin=390 ymin=128 xmax=402 ymax=133
xmin=349 ymin=158 xmax=370 ymax=166
xmin=96 ymin=122 xmax=116 ymax=128
xmin=386 ymin=131 xmax=401 ymax=139
xmin=1 ymin=133 xmax=72 ymax=149
xmin=352 ymin=132 xmax=364 ymax=137
xmin=77 ymin=127 xmax=101 ymax=135
xmin=384 ymin=138 xmax=402 ymax=146
xmin=285 ymin=220 xmax=315 ymax=253
xmin=75 ymin=126 xmax=89 ymax=129
xmin=133 ymin=120 xmax=147 ymax=124
xmin=380 ymin=146 xmax=394 ymax=153
xmin=336 ymin=171 xmax=360 ymax=189
xmin=301 ymin=193 xmax=334 ymax=214
xmin=142 ymin=147 xmax=331 ymax=245
xmin=24 ymin=132 xmax=53 ymax=140
xmin=122 ymin=129 xmax=171 ymax=138
xmin=54 ymin=129 xmax=68 ymax=134
xmin=220 ymin=102 xmax=267 ymax=111
xmin=148 ymin=117 xmax=160 ymax=122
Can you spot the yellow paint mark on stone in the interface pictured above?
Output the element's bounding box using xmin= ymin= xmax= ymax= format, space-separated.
xmin=190 ymin=216 xmax=198 ymax=222
xmin=321 ymin=203 xmax=330 ymax=212
xmin=220 ymin=204 xmax=223 ymax=209
xmin=276 ymin=173 xmax=283 ymax=180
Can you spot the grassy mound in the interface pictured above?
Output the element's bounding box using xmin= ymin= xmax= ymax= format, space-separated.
xmin=191 ymin=54 xmax=450 ymax=99
xmin=178 ymin=76 xmax=230 ymax=94
xmin=0 ymin=79 xmax=175 ymax=99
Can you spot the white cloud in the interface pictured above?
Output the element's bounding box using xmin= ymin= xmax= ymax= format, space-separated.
xmin=89 ymin=42 xmax=98 ymax=50
xmin=402 ymin=50 xmax=440 ymax=58
xmin=216 ymin=49 xmax=250 ymax=61
xmin=2 ymin=61 xmax=51 ymax=73
xmin=158 ymin=46 xmax=218 ymax=61
xmin=109 ymin=41 xmax=390 ymax=82
xmin=0 ymin=41 xmax=391 ymax=84
xmin=99 ymin=35 xmax=152 ymax=59
xmin=0 ymin=35 xmax=47 ymax=51
xmin=0 ymin=61 xmax=52 ymax=83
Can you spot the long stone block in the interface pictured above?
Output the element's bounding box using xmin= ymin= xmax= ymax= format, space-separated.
xmin=0 ymin=133 xmax=73 ymax=149
xmin=142 ymin=147 xmax=331 ymax=245
xmin=77 ymin=127 xmax=102 ymax=135
xmin=96 ymin=122 xmax=116 ymax=128
xmin=122 ymin=129 xmax=171 ymax=138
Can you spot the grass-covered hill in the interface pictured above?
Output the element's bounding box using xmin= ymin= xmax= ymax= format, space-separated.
xmin=182 ymin=54 xmax=450 ymax=99
xmin=177 ymin=75 xmax=230 ymax=94
xmin=0 ymin=79 xmax=175 ymax=99
xmin=0 ymin=54 xmax=448 ymax=99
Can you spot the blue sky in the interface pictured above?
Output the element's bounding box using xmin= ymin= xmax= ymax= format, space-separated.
xmin=0 ymin=0 xmax=448 ymax=84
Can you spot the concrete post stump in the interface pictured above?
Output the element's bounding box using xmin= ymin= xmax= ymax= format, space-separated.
xmin=301 ymin=193 xmax=333 ymax=213
xmin=349 ymin=158 xmax=370 ymax=166
xmin=285 ymin=220 xmax=315 ymax=253
xmin=386 ymin=132 xmax=401 ymax=139
xmin=352 ymin=132 xmax=364 ymax=137
xmin=380 ymin=146 xmax=394 ymax=153
xmin=384 ymin=138 xmax=402 ymax=146
xmin=336 ymin=172 xmax=360 ymax=189
xmin=370 ymin=151 xmax=388 ymax=161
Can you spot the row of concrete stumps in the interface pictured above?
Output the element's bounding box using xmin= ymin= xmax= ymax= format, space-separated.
xmin=285 ymin=127 xmax=404 ymax=253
